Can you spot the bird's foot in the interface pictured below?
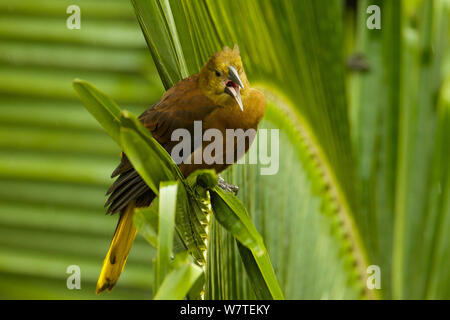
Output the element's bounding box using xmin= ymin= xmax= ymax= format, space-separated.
xmin=218 ymin=175 xmax=239 ymax=195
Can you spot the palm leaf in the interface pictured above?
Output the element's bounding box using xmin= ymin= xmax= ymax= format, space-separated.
xmin=350 ymin=0 xmax=450 ymax=299
xmin=154 ymin=181 xmax=178 ymax=291
xmin=154 ymin=252 xmax=203 ymax=300
xmin=132 ymin=0 xmax=449 ymax=300
xmin=132 ymin=0 xmax=370 ymax=299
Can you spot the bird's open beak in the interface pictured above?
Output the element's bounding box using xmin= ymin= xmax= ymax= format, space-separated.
xmin=225 ymin=66 xmax=244 ymax=111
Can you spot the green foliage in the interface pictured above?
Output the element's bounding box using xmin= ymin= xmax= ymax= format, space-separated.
xmin=73 ymin=79 xmax=123 ymax=146
xmin=350 ymin=0 xmax=450 ymax=299
xmin=154 ymin=252 xmax=203 ymax=300
xmin=210 ymin=188 xmax=284 ymax=299
xmin=0 ymin=0 xmax=162 ymax=299
xmin=0 ymin=0 xmax=447 ymax=300
xmin=155 ymin=181 xmax=179 ymax=292
xmin=131 ymin=0 xmax=450 ymax=300
xmin=132 ymin=0 xmax=370 ymax=299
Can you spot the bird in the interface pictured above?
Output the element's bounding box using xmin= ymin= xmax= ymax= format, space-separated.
xmin=96 ymin=45 xmax=266 ymax=294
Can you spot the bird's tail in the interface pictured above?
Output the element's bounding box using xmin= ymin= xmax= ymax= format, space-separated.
xmin=96 ymin=201 xmax=137 ymax=294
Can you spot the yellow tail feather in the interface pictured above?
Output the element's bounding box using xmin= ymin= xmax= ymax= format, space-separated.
xmin=96 ymin=202 xmax=137 ymax=294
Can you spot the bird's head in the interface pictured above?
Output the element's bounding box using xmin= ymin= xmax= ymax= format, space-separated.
xmin=199 ymin=45 xmax=249 ymax=111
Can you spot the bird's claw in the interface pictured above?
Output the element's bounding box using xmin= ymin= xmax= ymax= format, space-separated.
xmin=218 ymin=176 xmax=239 ymax=195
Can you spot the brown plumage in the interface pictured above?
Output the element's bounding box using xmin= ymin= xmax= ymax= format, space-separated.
xmin=96 ymin=45 xmax=266 ymax=293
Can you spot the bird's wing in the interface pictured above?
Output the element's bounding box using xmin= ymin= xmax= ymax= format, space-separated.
xmin=105 ymin=76 xmax=220 ymax=214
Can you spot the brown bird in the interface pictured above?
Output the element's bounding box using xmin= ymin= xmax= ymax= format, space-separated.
xmin=96 ymin=45 xmax=266 ymax=293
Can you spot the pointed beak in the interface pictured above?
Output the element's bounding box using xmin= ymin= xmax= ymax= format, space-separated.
xmin=225 ymin=66 xmax=244 ymax=111
xmin=228 ymin=66 xmax=244 ymax=90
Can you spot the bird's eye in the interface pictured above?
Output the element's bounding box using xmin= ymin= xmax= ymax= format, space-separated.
xmin=215 ymin=70 xmax=221 ymax=77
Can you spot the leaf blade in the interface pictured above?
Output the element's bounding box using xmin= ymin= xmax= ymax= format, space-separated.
xmin=72 ymin=79 xmax=122 ymax=146
xmin=155 ymin=181 xmax=178 ymax=291
xmin=154 ymin=253 xmax=203 ymax=300
xmin=210 ymin=187 xmax=284 ymax=300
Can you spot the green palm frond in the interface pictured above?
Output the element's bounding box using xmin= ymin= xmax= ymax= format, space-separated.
xmin=130 ymin=0 xmax=449 ymax=300
xmin=132 ymin=0 xmax=371 ymax=299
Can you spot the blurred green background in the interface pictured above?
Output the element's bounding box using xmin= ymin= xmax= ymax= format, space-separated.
xmin=0 ymin=0 xmax=165 ymax=299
